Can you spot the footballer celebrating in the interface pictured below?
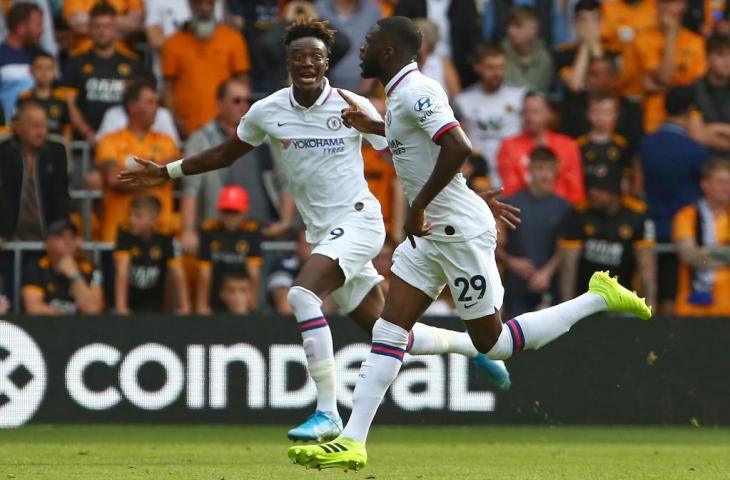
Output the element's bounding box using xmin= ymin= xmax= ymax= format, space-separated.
xmin=119 ymin=19 xmax=512 ymax=444
xmin=287 ymin=17 xmax=652 ymax=471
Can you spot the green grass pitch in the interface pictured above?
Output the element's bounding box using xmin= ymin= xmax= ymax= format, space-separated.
xmin=0 ymin=425 xmax=728 ymax=479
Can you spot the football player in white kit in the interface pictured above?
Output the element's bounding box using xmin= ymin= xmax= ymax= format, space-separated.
xmin=288 ymin=16 xmax=652 ymax=471
xmin=118 ymin=19 xmax=512 ymax=444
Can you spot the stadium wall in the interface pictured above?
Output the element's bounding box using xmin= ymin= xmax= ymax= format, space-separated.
xmin=0 ymin=315 xmax=726 ymax=428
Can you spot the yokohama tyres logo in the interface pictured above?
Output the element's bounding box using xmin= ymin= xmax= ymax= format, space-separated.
xmin=0 ymin=321 xmax=47 ymax=427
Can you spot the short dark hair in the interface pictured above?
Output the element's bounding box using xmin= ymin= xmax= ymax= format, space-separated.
xmin=376 ymin=16 xmax=422 ymax=61
xmin=473 ymin=42 xmax=505 ymax=63
xmin=123 ymin=79 xmax=156 ymax=110
xmin=701 ymin=158 xmax=730 ymax=180
xmin=130 ymin=195 xmax=161 ymax=215
xmin=574 ymin=0 xmax=601 ymax=15
xmin=665 ymin=86 xmax=695 ymax=116
xmin=216 ymin=77 xmax=249 ymax=100
xmin=222 ymin=272 xmax=250 ymax=285
xmin=31 ymin=50 xmax=55 ymax=65
xmin=707 ymin=33 xmax=730 ymax=54
xmin=530 ymin=146 xmax=558 ymax=164
xmin=89 ymin=2 xmax=117 ymax=19
xmin=588 ymin=55 xmax=617 ymax=71
xmin=284 ymin=18 xmax=336 ymax=51
xmin=587 ymin=92 xmax=617 ymax=107
xmin=508 ymin=6 xmax=538 ymax=26
xmin=6 ymin=2 xmax=42 ymax=32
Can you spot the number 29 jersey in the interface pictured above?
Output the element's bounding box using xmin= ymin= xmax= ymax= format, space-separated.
xmin=236 ymin=78 xmax=388 ymax=244
xmin=384 ymin=63 xmax=495 ymax=242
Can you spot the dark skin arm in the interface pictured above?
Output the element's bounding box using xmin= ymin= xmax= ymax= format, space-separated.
xmin=118 ymin=137 xmax=254 ymax=187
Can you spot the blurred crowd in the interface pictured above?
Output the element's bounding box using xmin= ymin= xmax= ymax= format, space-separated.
xmin=1 ymin=0 xmax=730 ymax=318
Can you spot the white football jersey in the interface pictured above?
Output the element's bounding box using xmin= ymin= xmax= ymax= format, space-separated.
xmin=454 ymin=84 xmax=525 ymax=188
xmin=384 ymin=63 xmax=495 ymax=243
xmin=236 ymin=78 xmax=388 ymax=244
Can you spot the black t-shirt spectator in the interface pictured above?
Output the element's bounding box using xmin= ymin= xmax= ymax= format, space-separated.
xmin=559 ymin=93 xmax=644 ymax=155
xmin=198 ymin=219 xmax=262 ymax=312
xmin=561 ymin=199 xmax=653 ymax=291
xmin=694 ymin=75 xmax=730 ymax=122
xmin=22 ymin=255 xmax=102 ymax=314
xmin=114 ymin=227 xmax=177 ymax=312
xmin=63 ymin=46 xmax=140 ymax=130
xmin=18 ymin=88 xmax=71 ymax=136
xmin=576 ymin=134 xmax=632 ymax=184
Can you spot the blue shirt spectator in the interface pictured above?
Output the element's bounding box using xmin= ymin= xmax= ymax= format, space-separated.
xmin=483 ymin=0 xmax=578 ymax=48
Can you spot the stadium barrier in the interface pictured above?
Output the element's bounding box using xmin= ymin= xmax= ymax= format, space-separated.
xmin=0 ymin=314 xmax=726 ymax=428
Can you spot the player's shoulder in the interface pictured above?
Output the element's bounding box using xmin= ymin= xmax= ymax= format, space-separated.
xmin=575 ymin=134 xmax=590 ymax=147
xmin=249 ymin=88 xmax=288 ymax=113
xmin=621 ymin=196 xmax=648 ymax=215
xmin=611 ymin=133 xmax=629 ymax=148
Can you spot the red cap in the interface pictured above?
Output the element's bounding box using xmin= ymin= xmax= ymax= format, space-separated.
xmin=217 ymin=185 xmax=250 ymax=213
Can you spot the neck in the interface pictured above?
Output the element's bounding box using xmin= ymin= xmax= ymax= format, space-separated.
xmin=480 ymin=81 xmax=501 ymax=94
xmin=588 ymin=130 xmax=611 ymax=143
xmin=528 ymin=184 xmax=551 ymax=197
xmin=5 ymin=33 xmax=23 ymax=50
xmin=21 ymin=143 xmax=39 ymax=159
xmin=706 ymin=198 xmax=728 ymax=214
xmin=138 ymin=230 xmax=153 ymax=241
xmin=94 ymin=44 xmax=115 ymax=58
xmin=708 ymin=71 xmax=730 ymax=88
xmin=34 ymin=85 xmax=52 ymax=98
xmin=526 ymin=129 xmax=548 ymax=143
xmin=665 ymin=116 xmax=687 ymax=129
xmin=513 ymin=41 xmax=534 ymax=58
xmin=381 ymin=61 xmax=412 ymax=90
xmin=128 ymin=121 xmax=149 ymax=139
xmin=292 ymin=81 xmax=325 ymax=108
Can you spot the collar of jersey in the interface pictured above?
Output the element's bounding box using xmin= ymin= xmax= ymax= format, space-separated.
xmin=288 ymin=77 xmax=332 ymax=110
xmin=385 ymin=62 xmax=418 ymax=96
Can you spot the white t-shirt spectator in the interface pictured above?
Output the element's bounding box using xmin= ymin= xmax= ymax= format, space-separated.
xmin=96 ymin=105 xmax=181 ymax=145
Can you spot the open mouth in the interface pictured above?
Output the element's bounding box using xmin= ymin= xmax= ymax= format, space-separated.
xmin=298 ymin=71 xmax=317 ymax=82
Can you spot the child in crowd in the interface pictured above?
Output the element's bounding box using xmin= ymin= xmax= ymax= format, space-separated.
xmin=113 ymin=195 xmax=189 ymax=314
xmin=18 ymin=51 xmax=71 ymax=140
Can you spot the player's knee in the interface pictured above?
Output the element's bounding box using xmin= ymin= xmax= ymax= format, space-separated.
xmin=372 ymin=318 xmax=409 ymax=347
xmin=287 ymin=286 xmax=321 ymax=315
xmin=472 ymin=336 xmax=499 ymax=356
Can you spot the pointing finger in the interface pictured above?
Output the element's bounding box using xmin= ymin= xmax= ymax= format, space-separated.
xmin=337 ymin=88 xmax=360 ymax=110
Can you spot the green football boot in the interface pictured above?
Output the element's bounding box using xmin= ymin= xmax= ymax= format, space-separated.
xmin=288 ymin=436 xmax=367 ymax=472
xmin=588 ymin=271 xmax=652 ymax=320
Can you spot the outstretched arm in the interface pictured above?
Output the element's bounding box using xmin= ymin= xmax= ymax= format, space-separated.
xmin=118 ymin=137 xmax=254 ymax=187
xmin=338 ymin=89 xmax=385 ymax=137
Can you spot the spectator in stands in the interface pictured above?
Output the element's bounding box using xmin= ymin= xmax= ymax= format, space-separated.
xmin=692 ymin=33 xmax=730 ymax=155
xmin=499 ymin=147 xmax=571 ymax=317
xmin=414 ymin=18 xmax=461 ymax=99
xmin=622 ymin=0 xmax=707 ymax=132
xmin=394 ymin=0 xmax=481 ymax=87
xmin=501 ymin=7 xmax=554 ymax=93
xmin=0 ymin=2 xmax=43 ymax=121
xmin=559 ymin=56 xmax=644 ymax=155
xmin=0 ymin=101 xmax=69 ymax=241
xmin=455 ymin=43 xmax=526 ymax=188
xmin=162 ymin=0 xmax=250 ymax=137
xmin=576 ymin=94 xmax=633 ymax=192
xmin=17 ymin=51 xmax=71 ymax=140
xmin=484 ymin=0 xmax=582 ymax=49
xmin=555 ymin=0 xmax=611 ymax=94
xmin=497 ymin=92 xmax=585 ymax=204
xmin=218 ymin=272 xmax=253 ymax=315
xmin=96 ymin=73 xmax=180 ymax=144
xmin=64 ymin=0 xmax=143 ymax=41
xmin=0 ymin=0 xmax=57 ymax=58
xmin=673 ymin=158 xmax=730 ymax=316
xmin=195 ymin=186 xmax=262 ymax=314
xmin=22 ymin=219 xmax=104 ymax=315
xmin=641 ymin=86 xmax=709 ymax=313
xmin=113 ymin=195 xmax=190 ymax=314
xmin=314 ymin=0 xmax=382 ymax=94
xmin=559 ymin=170 xmax=656 ymax=306
xmin=64 ymin=3 xmax=141 ymax=143
xmin=601 ymin=0 xmax=657 ymax=57
xmin=363 ymin=143 xmax=405 ymax=242
xmin=180 ymin=78 xmax=292 ymax=254
xmin=95 ymin=79 xmax=178 ymax=242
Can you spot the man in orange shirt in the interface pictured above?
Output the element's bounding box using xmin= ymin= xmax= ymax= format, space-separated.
xmin=622 ymin=0 xmax=707 ymax=132
xmin=673 ymin=158 xmax=730 ymax=317
xmin=497 ymin=93 xmax=586 ymax=204
xmin=95 ymin=79 xmax=178 ymax=242
xmin=601 ymin=0 xmax=657 ymax=54
xmin=162 ymin=0 xmax=250 ymax=137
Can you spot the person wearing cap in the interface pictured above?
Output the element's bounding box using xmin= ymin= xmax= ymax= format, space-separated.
xmin=641 ymin=85 xmax=709 ymax=314
xmin=22 ymin=219 xmax=104 ymax=315
xmin=113 ymin=194 xmax=190 ymax=314
xmin=558 ymin=169 xmax=657 ymax=307
xmin=195 ymin=185 xmax=262 ymax=314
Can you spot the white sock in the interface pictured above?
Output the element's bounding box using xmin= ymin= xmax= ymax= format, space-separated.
xmin=341 ymin=319 xmax=408 ymax=443
xmin=288 ymin=286 xmax=337 ymax=416
xmin=407 ymin=323 xmax=478 ymax=357
xmin=487 ymin=292 xmax=607 ymax=360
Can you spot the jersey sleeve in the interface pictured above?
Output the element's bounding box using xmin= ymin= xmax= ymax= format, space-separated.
xmin=236 ymin=101 xmax=267 ymax=147
xmin=115 ymin=228 xmax=134 ymax=251
xmin=357 ymin=97 xmax=389 ymax=151
xmin=672 ymin=206 xmax=697 ymax=242
xmin=247 ymin=230 xmax=263 ymax=261
xmin=22 ymin=261 xmax=43 ymax=289
xmin=559 ymin=209 xmax=585 ymax=249
xmin=404 ymin=82 xmax=460 ymax=142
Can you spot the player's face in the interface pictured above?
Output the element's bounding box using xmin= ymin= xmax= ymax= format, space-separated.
xmin=475 ymin=54 xmax=506 ymax=91
xmin=709 ymin=47 xmax=730 ymax=79
xmin=287 ymin=37 xmax=329 ymax=92
xmin=359 ymin=26 xmax=384 ymax=79
xmin=701 ymin=168 xmax=730 ymax=206
xmin=90 ymin=14 xmax=116 ymax=49
xmin=587 ymin=99 xmax=617 ymax=132
xmin=14 ymin=106 xmax=48 ymax=150
xmin=128 ymin=208 xmax=158 ymax=236
xmin=31 ymin=57 xmax=55 ymax=87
